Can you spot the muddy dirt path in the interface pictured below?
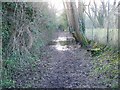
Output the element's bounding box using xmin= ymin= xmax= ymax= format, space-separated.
xmin=14 ymin=31 xmax=105 ymax=88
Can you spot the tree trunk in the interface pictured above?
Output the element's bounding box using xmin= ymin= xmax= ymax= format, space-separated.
xmin=70 ymin=2 xmax=83 ymax=44
xmin=62 ymin=1 xmax=71 ymax=31
xmin=64 ymin=1 xmax=88 ymax=46
xmin=118 ymin=2 xmax=120 ymax=50
xmin=78 ymin=0 xmax=85 ymax=34
xmin=107 ymin=0 xmax=110 ymax=44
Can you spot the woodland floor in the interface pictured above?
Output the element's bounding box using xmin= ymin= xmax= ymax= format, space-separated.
xmin=14 ymin=31 xmax=106 ymax=88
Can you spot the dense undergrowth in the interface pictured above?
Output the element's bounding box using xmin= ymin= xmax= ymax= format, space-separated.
xmin=1 ymin=2 xmax=56 ymax=88
xmin=89 ymin=42 xmax=119 ymax=88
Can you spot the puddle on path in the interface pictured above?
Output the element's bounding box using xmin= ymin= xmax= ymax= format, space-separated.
xmin=48 ymin=36 xmax=76 ymax=51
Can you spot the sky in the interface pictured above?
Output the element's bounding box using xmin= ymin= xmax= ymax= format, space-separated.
xmin=48 ymin=0 xmax=118 ymax=10
xmin=13 ymin=0 xmax=118 ymax=16
xmin=48 ymin=0 xmax=119 ymax=16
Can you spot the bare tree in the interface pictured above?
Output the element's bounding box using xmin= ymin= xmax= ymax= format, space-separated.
xmin=64 ymin=0 xmax=88 ymax=46
xmin=118 ymin=1 xmax=120 ymax=50
xmin=78 ymin=0 xmax=85 ymax=34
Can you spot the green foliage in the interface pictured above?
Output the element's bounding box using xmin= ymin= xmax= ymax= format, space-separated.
xmin=57 ymin=10 xmax=68 ymax=31
xmin=25 ymin=6 xmax=34 ymax=22
xmin=91 ymin=45 xmax=119 ymax=88
xmin=2 ymin=2 xmax=57 ymax=88
xmin=1 ymin=68 xmax=15 ymax=88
